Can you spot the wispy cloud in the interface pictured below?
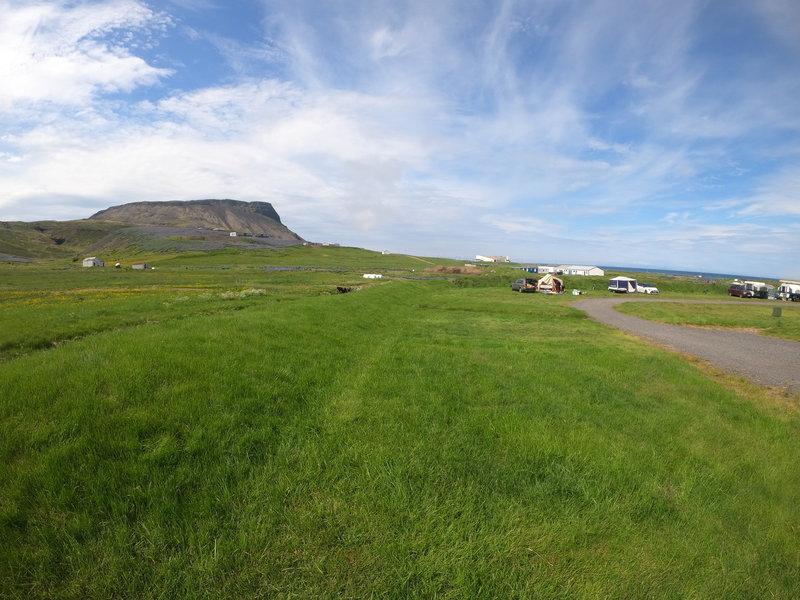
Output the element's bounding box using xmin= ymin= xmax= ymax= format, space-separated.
xmin=738 ymin=168 xmax=800 ymax=216
xmin=0 ymin=0 xmax=798 ymax=277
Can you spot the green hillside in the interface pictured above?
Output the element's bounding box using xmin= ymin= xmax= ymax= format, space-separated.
xmin=0 ymin=220 xmax=126 ymax=259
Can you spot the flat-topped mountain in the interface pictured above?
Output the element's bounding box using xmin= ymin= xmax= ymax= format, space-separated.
xmin=0 ymin=199 xmax=305 ymax=261
xmin=89 ymin=199 xmax=302 ymax=240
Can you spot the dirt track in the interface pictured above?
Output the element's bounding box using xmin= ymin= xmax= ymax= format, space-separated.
xmin=572 ymin=297 xmax=800 ymax=395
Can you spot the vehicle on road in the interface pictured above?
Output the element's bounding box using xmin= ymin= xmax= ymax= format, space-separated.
xmin=511 ymin=278 xmax=537 ymax=293
xmin=637 ymin=283 xmax=659 ymax=294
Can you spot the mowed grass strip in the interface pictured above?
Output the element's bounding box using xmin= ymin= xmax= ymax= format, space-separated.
xmin=1 ymin=282 xmax=799 ymax=599
xmin=618 ymin=300 xmax=800 ymax=342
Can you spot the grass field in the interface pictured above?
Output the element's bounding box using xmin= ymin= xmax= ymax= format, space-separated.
xmin=619 ymin=300 xmax=800 ymax=342
xmin=1 ymin=251 xmax=799 ymax=599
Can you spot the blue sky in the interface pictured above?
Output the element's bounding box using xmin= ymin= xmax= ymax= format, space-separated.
xmin=1 ymin=0 xmax=798 ymax=278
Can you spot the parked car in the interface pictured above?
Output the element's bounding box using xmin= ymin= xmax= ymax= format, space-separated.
xmin=727 ymin=283 xmax=754 ymax=298
xmin=511 ymin=278 xmax=537 ymax=293
xmin=637 ymin=283 xmax=659 ymax=294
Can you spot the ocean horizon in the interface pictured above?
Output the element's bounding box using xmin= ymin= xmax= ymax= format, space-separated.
xmin=600 ymin=265 xmax=778 ymax=282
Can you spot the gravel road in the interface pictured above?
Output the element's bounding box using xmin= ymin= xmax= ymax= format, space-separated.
xmin=572 ymin=297 xmax=800 ymax=395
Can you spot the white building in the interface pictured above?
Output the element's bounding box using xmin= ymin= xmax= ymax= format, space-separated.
xmin=475 ymin=255 xmax=510 ymax=263
xmin=558 ymin=265 xmax=605 ymax=276
xmin=82 ymin=257 xmax=104 ymax=267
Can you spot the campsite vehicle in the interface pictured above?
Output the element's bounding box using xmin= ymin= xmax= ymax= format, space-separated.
xmin=778 ymin=282 xmax=800 ymax=301
xmin=511 ymin=278 xmax=537 ymax=292
xmin=729 ymin=280 xmax=768 ymax=298
xmin=744 ymin=281 xmax=770 ymax=299
xmin=727 ymin=283 xmax=753 ymax=298
xmin=608 ymin=276 xmax=637 ymax=293
xmin=637 ymin=283 xmax=659 ymax=294
xmin=538 ymin=273 xmax=564 ymax=294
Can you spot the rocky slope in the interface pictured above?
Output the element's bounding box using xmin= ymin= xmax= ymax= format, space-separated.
xmin=89 ymin=199 xmax=302 ymax=240
xmin=0 ymin=199 xmax=304 ymax=260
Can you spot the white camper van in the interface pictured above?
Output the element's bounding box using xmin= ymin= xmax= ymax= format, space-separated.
xmin=743 ymin=280 xmax=769 ymax=299
xmin=778 ymin=281 xmax=800 ymax=301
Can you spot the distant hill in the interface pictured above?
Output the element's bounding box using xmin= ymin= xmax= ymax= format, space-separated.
xmin=89 ymin=199 xmax=302 ymax=240
xmin=0 ymin=199 xmax=304 ymax=261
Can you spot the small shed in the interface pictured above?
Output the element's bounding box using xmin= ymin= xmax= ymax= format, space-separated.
xmin=82 ymin=257 xmax=104 ymax=267
xmin=132 ymin=263 xmax=150 ymax=270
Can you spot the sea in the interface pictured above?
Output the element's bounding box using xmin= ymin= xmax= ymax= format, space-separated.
xmin=600 ymin=266 xmax=777 ymax=282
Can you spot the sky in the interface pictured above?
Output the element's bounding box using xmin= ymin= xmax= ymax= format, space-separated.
xmin=1 ymin=0 xmax=799 ymax=278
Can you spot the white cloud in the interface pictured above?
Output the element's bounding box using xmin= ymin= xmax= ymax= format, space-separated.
xmin=483 ymin=216 xmax=555 ymax=234
xmin=738 ymin=168 xmax=800 ymax=216
xmin=0 ymin=0 xmax=172 ymax=109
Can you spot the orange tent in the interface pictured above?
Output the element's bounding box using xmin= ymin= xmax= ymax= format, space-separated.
xmin=538 ymin=273 xmax=565 ymax=294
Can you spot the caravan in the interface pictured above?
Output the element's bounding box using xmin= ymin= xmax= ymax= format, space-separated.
xmin=743 ymin=280 xmax=770 ymax=299
xmin=778 ymin=281 xmax=800 ymax=302
xmin=608 ymin=276 xmax=637 ymax=293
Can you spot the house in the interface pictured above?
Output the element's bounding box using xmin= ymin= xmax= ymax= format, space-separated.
xmin=132 ymin=263 xmax=150 ymax=270
xmin=558 ymin=265 xmax=605 ymax=276
xmin=475 ymin=255 xmax=510 ymax=263
xmin=538 ymin=265 xmax=557 ymax=274
xmin=82 ymin=257 xmax=104 ymax=267
xmin=516 ymin=265 xmax=539 ymax=273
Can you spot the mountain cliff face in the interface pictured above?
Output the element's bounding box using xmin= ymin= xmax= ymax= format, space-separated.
xmin=89 ymin=199 xmax=302 ymax=240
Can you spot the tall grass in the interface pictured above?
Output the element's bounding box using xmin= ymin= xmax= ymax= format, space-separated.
xmin=1 ymin=280 xmax=799 ymax=598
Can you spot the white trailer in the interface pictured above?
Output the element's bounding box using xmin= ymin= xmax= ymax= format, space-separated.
xmin=743 ymin=280 xmax=769 ymax=299
xmin=778 ymin=280 xmax=800 ymax=301
xmin=608 ymin=276 xmax=637 ymax=293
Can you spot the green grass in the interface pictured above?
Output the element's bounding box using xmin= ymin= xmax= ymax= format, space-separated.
xmin=0 ymin=261 xmax=379 ymax=361
xmin=619 ymin=300 xmax=800 ymax=342
xmin=1 ymin=265 xmax=799 ymax=598
xmin=155 ymin=244 xmax=462 ymax=270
